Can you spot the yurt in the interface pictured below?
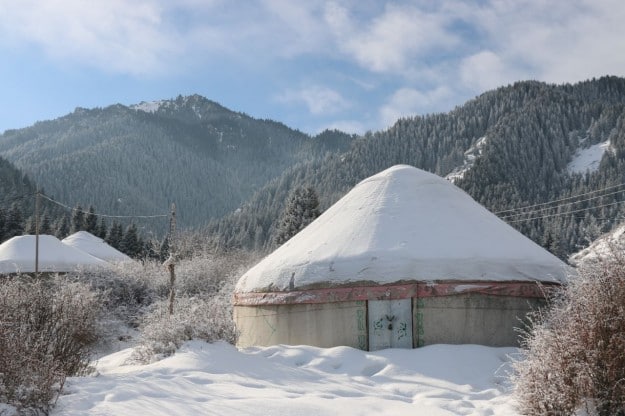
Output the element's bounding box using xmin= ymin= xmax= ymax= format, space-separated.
xmin=0 ymin=234 xmax=110 ymax=274
xmin=62 ymin=231 xmax=132 ymax=263
xmin=234 ymin=165 xmax=570 ymax=350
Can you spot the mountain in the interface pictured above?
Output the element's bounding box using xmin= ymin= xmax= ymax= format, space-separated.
xmin=0 ymin=95 xmax=355 ymax=231
xmin=207 ymin=76 xmax=625 ymax=258
xmin=4 ymin=78 xmax=625 ymax=259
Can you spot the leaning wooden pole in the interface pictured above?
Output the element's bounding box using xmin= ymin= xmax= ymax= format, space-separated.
xmin=35 ymin=189 xmax=40 ymax=278
xmin=167 ymin=203 xmax=176 ymax=315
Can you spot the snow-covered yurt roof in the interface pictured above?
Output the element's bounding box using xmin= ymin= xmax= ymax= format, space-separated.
xmin=0 ymin=235 xmax=110 ymax=274
xmin=62 ymin=231 xmax=132 ymax=263
xmin=236 ymin=165 xmax=570 ymax=293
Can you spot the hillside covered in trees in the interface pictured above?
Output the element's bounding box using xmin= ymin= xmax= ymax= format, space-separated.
xmin=2 ymin=77 xmax=625 ymax=259
xmin=206 ymin=76 xmax=625 ymax=258
xmin=0 ymin=95 xmax=355 ymax=230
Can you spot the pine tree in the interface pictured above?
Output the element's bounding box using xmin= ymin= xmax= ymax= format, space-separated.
xmin=4 ymin=202 xmax=24 ymax=239
xmin=96 ymin=217 xmax=108 ymax=240
xmin=71 ymin=205 xmax=85 ymax=233
xmin=0 ymin=207 xmax=6 ymax=242
xmin=275 ymin=186 xmax=321 ymax=246
xmin=106 ymin=221 xmax=123 ymax=250
xmin=25 ymin=216 xmax=36 ymax=234
xmin=120 ymin=223 xmax=142 ymax=258
xmin=40 ymin=213 xmax=52 ymax=235
xmin=159 ymin=236 xmax=170 ymax=262
xmin=55 ymin=216 xmax=70 ymax=239
xmin=84 ymin=205 xmax=98 ymax=234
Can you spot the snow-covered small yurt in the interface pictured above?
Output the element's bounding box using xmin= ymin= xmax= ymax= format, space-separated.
xmin=0 ymin=234 xmax=110 ymax=274
xmin=62 ymin=231 xmax=132 ymax=263
xmin=234 ymin=165 xmax=570 ymax=350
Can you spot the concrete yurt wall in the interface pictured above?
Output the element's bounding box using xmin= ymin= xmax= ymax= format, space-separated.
xmin=233 ymin=165 xmax=570 ymax=350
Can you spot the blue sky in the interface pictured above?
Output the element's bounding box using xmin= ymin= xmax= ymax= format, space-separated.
xmin=1 ymin=0 xmax=624 ymax=135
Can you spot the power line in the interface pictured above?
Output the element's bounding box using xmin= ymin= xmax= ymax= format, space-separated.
xmin=494 ymin=182 xmax=625 ymax=215
xmin=506 ymin=199 xmax=625 ymax=224
xmin=39 ymin=193 xmax=169 ymax=219
xmin=499 ymin=188 xmax=625 ymax=220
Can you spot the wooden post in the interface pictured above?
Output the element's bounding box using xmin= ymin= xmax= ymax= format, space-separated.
xmin=167 ymin=203 xmax=176 ymax=315
xmin=35 ymin=189 xmax=40 ymax=278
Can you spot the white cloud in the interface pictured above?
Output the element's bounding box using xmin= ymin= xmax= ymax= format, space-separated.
xmin=325 ymin=2 xmax=459 ymax=74
xmin=469 ymin=0 xmax=625 ymax=83
xmin=258 ymin=0 xmax=330 ymax=57
xmin=0 ymin=0 xmax=330 ymax=75
xmin=2 ymin=0 xmax=625 ymax=134
xmin=0 ymin=0 xmax=183 ymax=75
xmin=380 ymin=86 xmax=452 ymax=127
xmin=460 ymin=50 xmax=519 ymax=92
xmin=278 ymin=85 xmax=350 ymax=116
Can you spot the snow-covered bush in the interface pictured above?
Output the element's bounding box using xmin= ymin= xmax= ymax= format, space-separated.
xmin=68 ymin=261 xmax=163 ymax=325
xmin=131 ymin=285 xmax=236 ymax=362
xmin=174 ymin=250 xmax=259 ymax=297
xmin=514 ymin=258 xmax=625 ymax=415
xmin=0 ymin=277 xmax=99 ymax=412
xmin=128 ymin=250 xmax=259 ymax=362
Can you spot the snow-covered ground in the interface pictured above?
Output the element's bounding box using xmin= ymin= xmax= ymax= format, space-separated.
xmin=53 ymin=341 xmax=519 ymax=415
xmin=445 ymin=136 xmax=489 ymax=183
xmin=570 ymin=223 xmax=625 ymax=265
xmin=567 ymin=139 xmax=611 ymax=174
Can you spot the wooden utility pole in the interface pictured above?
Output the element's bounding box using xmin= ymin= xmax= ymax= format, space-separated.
xmin=166 ymin=203 xmax=176 ymax=315
xmin=35 ymin=189 xmax=40 ymax=278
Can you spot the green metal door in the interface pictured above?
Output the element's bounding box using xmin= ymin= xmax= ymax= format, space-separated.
xmin=368 ymin=299 xmax=413 ymax=351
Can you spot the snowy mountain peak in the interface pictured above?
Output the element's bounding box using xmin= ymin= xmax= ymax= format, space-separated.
xmin=131 ymin=100 xmax=166 ymax=113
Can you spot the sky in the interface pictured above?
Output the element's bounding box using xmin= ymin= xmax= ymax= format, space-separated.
xmin=1 ymin=0 xmax=624 ymax=136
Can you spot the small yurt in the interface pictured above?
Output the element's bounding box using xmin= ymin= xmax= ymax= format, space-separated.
xmin=0 ymin=234 xmax=110 ymax=274
xmin=234 ymin=165 xmax=570 ymax=350
xmin=62 ymin=231 xmax=132 ymax=263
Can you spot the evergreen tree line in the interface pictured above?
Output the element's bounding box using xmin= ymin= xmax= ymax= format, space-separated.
xmin=0 ymin=95 xmax=355 ymax=232
xmin=0 ymin=199 xmax=168 ymax=260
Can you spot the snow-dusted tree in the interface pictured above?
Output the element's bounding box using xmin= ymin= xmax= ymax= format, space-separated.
xmin=96 ymin=217 xmax=108 ymax=239
xmin=4 ymin=202 xmax=24 ymax=239
xmin=0 ymin=207 xmax=6 ymax=241
xmin=40 ymin=212 xmax=52 ymax=235
xmin=106 ymin=221 xmax=123 ymax=250
xmin=55 ymin=215 xmax=70 ymax=239
xmin=120 ymin=223 xmax=142 ymax=258
xmin=514 ymin=257 xmax=625 ymax=415
xmin=275 ymin=186 xmax=320 ymax=246
xmin=84 ymin=205 xmax=98 ymax=234
xmin=71 ymin=205 xmax=85 ymax=233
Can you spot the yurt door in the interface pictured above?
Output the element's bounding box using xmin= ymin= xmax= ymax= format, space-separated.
xmin=368 ymin=299 xmax=413 ymax=350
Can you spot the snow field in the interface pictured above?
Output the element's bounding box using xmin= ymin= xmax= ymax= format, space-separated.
xmin=54 ymin=341 xmax=519 ymax=415
xmin=567 ymin=139 xmax=611 ymax=174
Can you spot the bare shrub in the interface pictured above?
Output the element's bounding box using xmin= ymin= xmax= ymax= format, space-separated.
xmin=174 ymin=250 xmax=260 ymax=297
xmin=0 ymin=277 xmax=99 ymax=412
xmin=514 ymin=257 xmax=625 ymax=415
xmin=131 ymin=286 xmax=236 ymax=362
xmin=67 ymin=261 xmax=162 ymax=325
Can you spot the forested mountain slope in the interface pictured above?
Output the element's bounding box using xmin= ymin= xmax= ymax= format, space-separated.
xmin=207 ymin=76 xmax=625 ymax=258
xmin=0 ymin=95 xmax=354 ymax=229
